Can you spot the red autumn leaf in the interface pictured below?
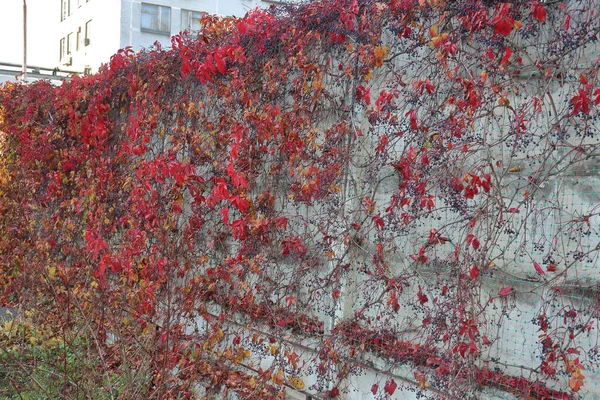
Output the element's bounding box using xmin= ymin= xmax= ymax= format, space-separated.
xmin=499 ymin=287 xmax=513 ymax=296
xmin=547 ymin=264 xmax=557 ymax=272
xmin=594 ymin=87 xmax=600 ymax=105
xmin=406 ymin=109 xmax=418 ymax=129
xmin=355 ymin=84 xmax=371 ymax=104
xmin=533 ymin=261 xmax=545 ymax=275
xmin=531 ymin=2 xmax=547 ymax=22
xmin=215 ymin=53 xmax=227 ymax=74
xmin=467 ymin=234 xmax=480 ymax=250
xmin=220 ymin=207 xmax=229 ymax=225
xmin=490 ymin=3 xmax=516 ymax=36
xmin=470 ymin=265 xmax=479 ymax=279
xmin=371 ymin=383 xmax=378 ymax=395
xmin=372 ymin=214 xmax=385 ymax=230
xmin=332 ymin=289 xmax=341 ymax=299
xmin=376 ymin=135 xmax=388 ymax=154
xmin=420 ymin=195 xmax=435 ymax=211
xmin=411 ymin=247 xmax=428 ymax=264
xmin=500 ymin=46 xmax=512 ymax=65
xmin=415 ymin=78 xmax=435 ymax=95
xmin=570 ymin=89 xmax=591 ymax=114
xmin=384 ymin=379 xmax=397 ymax=395
xmin=417 ymin=284 xmax=429 ymax=305
xmin=230 ymin=195 xmax=249 ymax=213
xmin=329 ymin=386 xmax=340 ymax=398
xmin=482 ymin=335 xmax=492 ymax=345
xmin=276 ymin=217 xmax=288 ymax=230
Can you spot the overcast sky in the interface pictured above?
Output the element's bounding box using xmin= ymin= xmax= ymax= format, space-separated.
xmin=1 ymin=0 xmax=60 ymax=67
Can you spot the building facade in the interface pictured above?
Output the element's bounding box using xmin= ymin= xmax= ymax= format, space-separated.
xmin=58 ymin=0 xmax=276 ymax=73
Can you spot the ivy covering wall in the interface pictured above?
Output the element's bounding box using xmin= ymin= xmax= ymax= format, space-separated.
xmin=1 ymin=0 xmax=600 ymax=398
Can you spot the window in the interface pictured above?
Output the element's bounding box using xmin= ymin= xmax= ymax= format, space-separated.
xmin=59 ymin=38 xmax=65 ymax=61
xmin=76 ymin=27 xmax=81 ymax=51
xmin=67 ymin=33 xmax=73 ymax=55
xmin=141 ymin=3 xmax=170 ymax=34
xmin=181 ymin=10 xmax=206 ymax=32
xmin=61 ymin=0 xmax=68 ymax=21
xmin=85 ymin=20 xmax=91 ymax=46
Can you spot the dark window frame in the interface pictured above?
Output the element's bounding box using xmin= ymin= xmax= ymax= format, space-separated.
xmin=141 ymin=3 xmax=171 ymax=35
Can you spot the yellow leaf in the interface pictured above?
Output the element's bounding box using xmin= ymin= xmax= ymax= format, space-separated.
xmin=373 ymin=46 xmax=389 ymax=67
xmin=430 ymin=25 xmax=438 ymax=37
xmin=48 ymin=266 xmax=56 ymax=279
xmin=270 ymin=345 xmax=279 ymax=356
xmin=272 ymin=369 xmax=285 ymax=385
xmin=289 ymin=376 xmax=305 ymax=390
xmin=429 ymin=32 xmax=448 ymax=48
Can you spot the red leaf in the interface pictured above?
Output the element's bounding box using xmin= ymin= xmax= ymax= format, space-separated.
xmin=467 ymin=234 xmax=480 ymax=250
xmin=220 ymin=207 xmax=229 ymax=225
xmin=531 ymin=2 xmax=547 ymax=22
xmin=411 ymin=247 xmax=428 ymax=264
xmin=384 ymin=379 xmax=397 ymax=395
xmin=406 ymin=109 xmax=418 ymax=129
xmin=230 ymin=195 xmax=249 ymax=213
xmin=417 ymin=285 xmax=429 ymax=305
xmin=215 ymin=53 xmax=226 ymax=74
xmin=276 ymin=217 xmax=288 ymax=230
xmin=376 ymin=135 xmax=388 ymax=155
xmin=570 ymin=89 xmax=591 ymax=114
xmin=500 ymin=46 xmax=512 ymax=65
xmin=470 ymin=265 xmax=479 ymax=279
xmin=490 ymin=3 xmax=516 ymax=37
xmin=482 ymin=335 xmax=492 ymax=345
xmin=499 ymin=287 xmax=512 ymax=296
xmin=329 ymin=387 xmax=340 ymax=398
xmin=533 ymin=261 xmax=545 ymax=275
xmin=371 ymin=384 xmax=378 ymax=395
xmin=372 ymin=214 xmax=385 ymax=230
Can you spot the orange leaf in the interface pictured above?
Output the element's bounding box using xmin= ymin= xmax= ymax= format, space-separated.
xmin=569 ymin=376 xmax=584 ymax=392
xmin=272 ymin=369 xmax=285 ymax=385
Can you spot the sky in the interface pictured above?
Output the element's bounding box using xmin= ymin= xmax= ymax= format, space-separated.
xmin=0 ymin=0 xmax=60 ymax=67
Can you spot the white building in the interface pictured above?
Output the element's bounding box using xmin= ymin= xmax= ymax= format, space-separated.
xmin=58 ymin=0 xmax=278 ymax=73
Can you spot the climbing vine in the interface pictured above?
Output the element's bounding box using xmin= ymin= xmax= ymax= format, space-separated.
xmin=2 ymin=0 xmax=600 ymax=398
